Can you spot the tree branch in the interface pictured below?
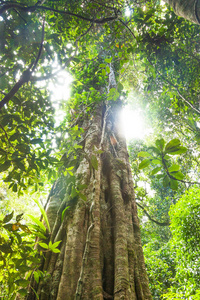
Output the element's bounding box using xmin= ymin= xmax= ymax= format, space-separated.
xmin=118 ymin=18 xmax=136 ymax=39
xmin=0 ymin=3 xmax=118 ymax=23
xmin=136 ymin=201 xmax=169 ymax=226
xmin=0 ymin=18 xmax=45 ymax=110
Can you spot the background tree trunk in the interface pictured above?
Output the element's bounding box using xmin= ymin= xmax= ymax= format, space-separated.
xmin=166 ymin=0 xmax=200 ymax=24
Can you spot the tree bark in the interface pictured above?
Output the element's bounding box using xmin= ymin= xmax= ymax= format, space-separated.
xmin=24 ymin=65 xmax=152 ymax=299
xmin=166 ymin=0 xmax=200 ymax=24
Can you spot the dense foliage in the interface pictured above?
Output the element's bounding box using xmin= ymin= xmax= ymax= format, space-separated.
xmin=0 ymin=0 xmax=200 ymax=299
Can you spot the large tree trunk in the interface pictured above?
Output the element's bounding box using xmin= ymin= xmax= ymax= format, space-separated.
xmin=166 ymin=0 xmax=200 ymax=24
xmin=25 ymin=65 xmax=152 ymax=299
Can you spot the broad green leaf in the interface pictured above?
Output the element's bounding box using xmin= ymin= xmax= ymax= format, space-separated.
xmin=13 ymin=183 xmax=17 ymax=192
xmin=17 ymin=288 xmax=27 ymax=296
xmin=91 ymin=155 xmax=98 ymax=170
xmin=51 ymin=240 xmax=61 ymax=249
xmin=102 ymin=69 xmax=106 ymax=76
xmin=149 ymin=146 xmax=161 ymax=154
xmin=0 ymin=161 xmax=11 ymax=172
xmin=16 ymin=144 xmax=30 ymax=154
xmin=155 ymin=138 xmax=165 ymax=151
xmin=157 ymin=174 xmax=164 ymax=179
xmin=138 ymin=151 xmax=152 ymax=158
xmin=3 ymin=211 xmax=14 ymax=224
xmin=139 ymin=159 xmax=151 ymax=169
xmin=99 ymin=63 xmax=106 ymax=68
xmin=0 ymin=243 xmax=12 ymax=253
xmin=79 ymin=193 xmax=87 ymax=201
xmin=170 ymin=179 xmax=178 ymax=190
xmin=33 ymin=271 xmax=40 ymax=283
xmin=77 ymin=184 xmax=88 ymax=190
xmin=38 ymin=242 xmax=49 ymax=249
xmin=15 ymin=279 xmax=29 ymax=287
xmin=168 ymin=165 xmax=180 ymax=172
xmin=166 ymin=146 xmax=187 ymax=155
xmin=163 ymin=175 xmax=170 ymax=188
xmin=151 ymin=166 xmax=162 ymax=175
xmin=30 ymin=138 xmax=43 ymax=144
xmin=109 ymin=87 xmax=116 ymax=93
xmin=105 ymin=58 xmax=112 ymax=63
xmin=165 ymin=138 xmax=181 ymax=152
xmin=118 ymin=82 xmax=124 ymax=91
xmin=171 ymin=171 xmax=184 ymax=180
xmin=106 ymin=66 xmax=110 ymax=73
xmin=19 ymin=224 xmax=31 ymax=233
xmin=151 ymin=159 xmax=161 ymax=164
xmin=51 ymin=248 xmax=61 ymax=253
xmin=18 ymin=265 xmax=32 ymax=272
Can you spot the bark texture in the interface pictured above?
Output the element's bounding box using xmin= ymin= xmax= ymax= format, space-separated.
xmin=24 ymin=62 xmax=152 ymax=299
xmin=166 ymin=0 xmax=200 ymax=24
xmin=25 ymin=99 xmax=152 ymax=300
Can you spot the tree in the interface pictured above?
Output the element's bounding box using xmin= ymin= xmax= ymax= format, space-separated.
xmin=1 ymin=0 xmax=200 ymax=299
xmin=166 ymin=0 xmax=200 ymax=24
xmin=0 ymin=1 xmax=154 ymax=299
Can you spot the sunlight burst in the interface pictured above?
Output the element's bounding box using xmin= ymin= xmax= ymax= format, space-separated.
xmin=120 ymin=107 xmax=147 ymax=141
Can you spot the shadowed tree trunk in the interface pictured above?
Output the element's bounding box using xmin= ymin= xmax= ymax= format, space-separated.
xmin=166 ymin=0 xmax=200 ymax=24
xmin=24 ymin=64 xmax=152 ymax=300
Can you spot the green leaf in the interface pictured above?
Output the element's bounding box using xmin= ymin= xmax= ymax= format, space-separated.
xmin=168 ymin=165 xmax=180 ymax=172
xmin=170 ymin=179 xmax=178 ymax=190
xmin=105 ymin=58 xmax=112 ymax=63
xmin=38 ymin=242 xmax=49 ymax=249
xmin=102 ymin=69 xmax=106 ymax=76
xmin=165 ymin=138 xmax=181 ymax=151
xmin=118 ymin=82 xmax=124 ymax=91
xmin=3 ymin=211 xmax=14 ymax=223
xmin=0 ymin=161 xmax=11 ymax=172
xmin=164 ymin=139 xmax=187 ymax=155
xmin=77 ymin=184 xmax=88 ymax=190
xmin=155 ymin=138 xmax=165 ymax=151
xmin=61 ymin=206 xmax=69 ymax=222
xmin=166 ymin=146 xmax=187 ymax=155
xmin=33 ymin=198 xmax=50 ymax=232
xmin=79 ymin=193 xmax=87 ymax=201
xmin=27 ymin=215 xmax=46 ymax=232
xmin=151 ymin=166 xmax=162 ymax=175
xmin=51 ymin=248 xmax=60 ymax=253
xmin=19 ymin=224 xmax=31 ymax=233
xmin=13 ymin=183 xmax=18 ymax=192
xmin=16 ymin=213 xmax=23 ymax=222
xmin=33 ymin=271 xmax=40 ymax=283
xmin=99 ymin=63 xmax=106 ymax=68
xmin=51 ymin=240 xmax=61 ymax=249
xmin=151 ymin=159 xmax=161 ymax=164
xmin=0 ymin=243 xmax=12 ymax=253
xmin=91 ymin=155 xmax=98 ymax=170
xmin=157 ymin=174 xmax=164 ymax=179
xmin=30 ymin=138 xmax=43 ymax=144
xmin=17 ymin=288 xmax=27 ymax=296
xmin=18 ymin=265 xmax=32 ymax=272
xmin=149 ymin=146 xmax=161 ymax=155
xmin=15 ymin=279 xmax=29 ymax=287
xmin=171 ymin=171 xmax=184 ymax=180
xmin=163 ymin=175 xmax=170 ymax=188
xmin=138 ymin=151 xmax=152 ymax=158
xmin=106 ymin=66 xmax=110 ymax=73
xmin=139 ymin=159 xmax=151 ymax=169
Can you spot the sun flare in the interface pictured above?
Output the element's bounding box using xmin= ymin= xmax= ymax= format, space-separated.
xmin=120 ymin=106 xmax=147 ymax=141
